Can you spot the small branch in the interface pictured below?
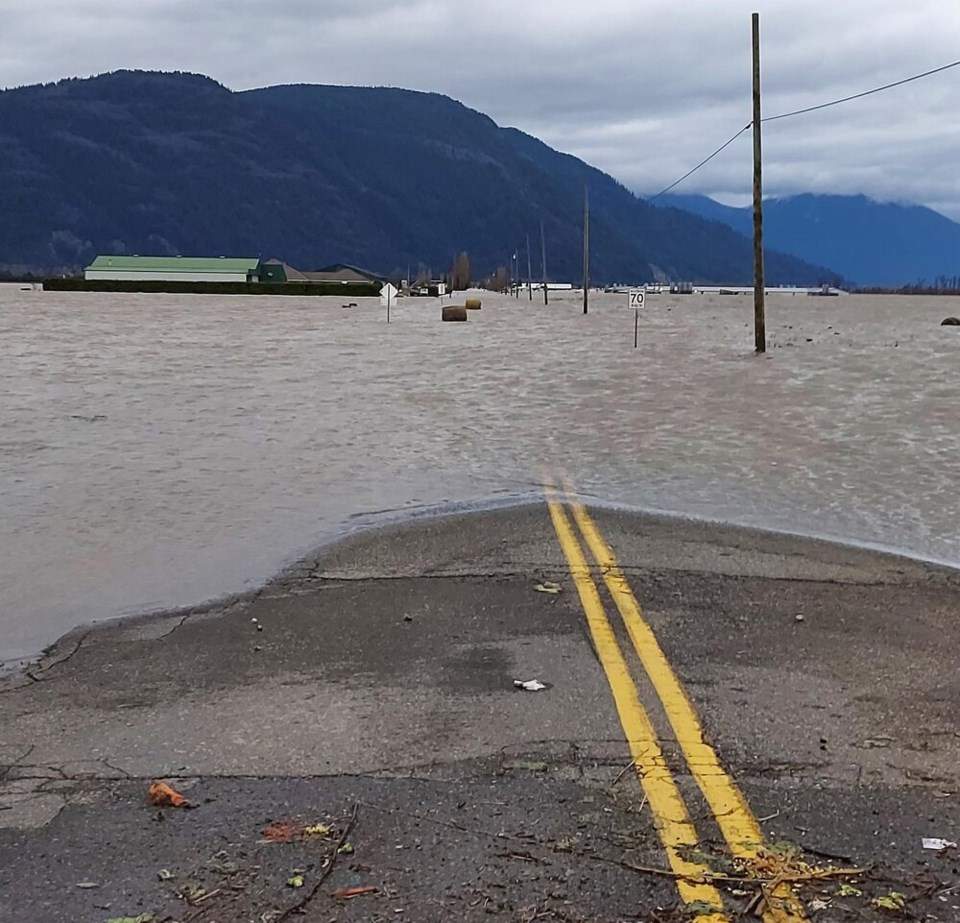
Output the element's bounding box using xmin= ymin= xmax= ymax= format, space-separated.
xmin=618 ymin=858 xmax=863 ymax=887
xmin=275 ymin=802 xmax=360 ymax=923
xmin=611 ymin=757 xmax=638 ymax=788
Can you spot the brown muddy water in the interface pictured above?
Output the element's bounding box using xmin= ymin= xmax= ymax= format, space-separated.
xmin=2 ymin=286 xmax=958 ymax=670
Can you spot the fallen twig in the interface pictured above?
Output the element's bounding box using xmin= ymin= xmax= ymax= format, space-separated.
xmin=611 ymin=757 xmax=638 ymax=788
xmin=184 ymin=889 xmax=224 ymax=921
xmin=799 ymin=844 xmax=855 ymax=865
xmin=275 ymin=802 xmax=360 ymax=923
xmin=332 ymin=885 xmax=378 ymax=900
xmin=742 ymin=887 xmax=764 ymax=917
xmin=618 ymin=858 xmax=863 ymax=887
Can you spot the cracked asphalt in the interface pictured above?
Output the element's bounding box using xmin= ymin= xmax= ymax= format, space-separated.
xmin=2 ymin=503 xmax=959 ymax=922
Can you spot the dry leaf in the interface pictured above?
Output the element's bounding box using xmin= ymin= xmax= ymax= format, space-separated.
xmin=872 ymin=892 xmax=906 ymax=912
xmin=534 ymin=582 xmax=562 ymax=594
xmin=261 ymin=820 xmax=297 ymax=842
xmin=148 ymin=781 xmax=189 ymax=808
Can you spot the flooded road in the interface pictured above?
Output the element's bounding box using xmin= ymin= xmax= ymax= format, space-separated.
xmin=2 ymin=286 xmax=958 ymax=669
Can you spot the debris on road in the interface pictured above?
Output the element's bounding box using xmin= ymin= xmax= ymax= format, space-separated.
xmin=147 ymin=781 xmax=190 ymax=808
xmin=179 ymin=883 xmax=212 ymax=903
xmin=261 ymin=819 xmax=298 ymax=842
xmin=303 ymin=822 xmax=333 ymax=838
xmin=922 ymin=837 xmax=958 ymax=851
xmin=207 ymin=850 xmax=240 ymax=875
xmin=105 ymin=916 xmax=153 ymax=923
xmin=503 ymin=759 xmax=548 ymax=773
xmin=157 ymin=869 xmax=174 ymax=881
xmin=514 ymin=679 xmax=547 ymax=692
xmin=534 ymin=581 xmax=562 ymax=594
xmin=286 ymin=874 xmax=305 ymax=889
xmin=872 ymin=891 xmax=906 ymax=912
xmin=332 ymin=885 xmax=378 ymax=900
xmin=76 ymin=880 xmax=99 ymax=889
xmin=837 ymin=883 xmax=862 ymax=897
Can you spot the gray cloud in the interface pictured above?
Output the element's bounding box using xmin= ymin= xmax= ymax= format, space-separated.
xmin=4 ymin=0 xmax=960 ymax=216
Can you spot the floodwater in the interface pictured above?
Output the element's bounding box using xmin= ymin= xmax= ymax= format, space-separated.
xmin=2 ymin=286 xmax=958 ymax=670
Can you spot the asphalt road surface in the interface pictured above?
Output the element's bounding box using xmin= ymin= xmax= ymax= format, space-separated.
xmin=2 ymin=485 xmax=959 ymax=922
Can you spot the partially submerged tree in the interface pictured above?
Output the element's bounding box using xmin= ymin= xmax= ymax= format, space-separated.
xmin=450 ymin=251 xmax=471 ymax=290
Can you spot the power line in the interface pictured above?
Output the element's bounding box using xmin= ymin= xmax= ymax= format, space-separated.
xmin=763 ymin=58 xmax=960 ymax=123
xmin=645 ymin=57 xmax=960 ymax=202
xmin=646 ymin=124 xmax=751 ymax=202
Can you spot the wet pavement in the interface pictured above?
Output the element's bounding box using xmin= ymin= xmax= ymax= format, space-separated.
xmin=2 ymin=502 xmax=958 ymax=922
xmin=3 ymin=286 xmax=960 ymax=670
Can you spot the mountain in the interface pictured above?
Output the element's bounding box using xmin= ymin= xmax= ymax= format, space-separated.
xmin=0 ymin=70 xmax=835 ymax=284
xmin=656 ymin=193 xmax=960 ymax=288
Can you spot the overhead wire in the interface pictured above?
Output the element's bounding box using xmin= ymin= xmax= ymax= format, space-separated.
xmin=646 ymin=124 xmax=751 ymax=202
xmin=762 ymin=58 xmax=960 ymax=123
xmin=644 ymin=57 xmax=960 ymax=202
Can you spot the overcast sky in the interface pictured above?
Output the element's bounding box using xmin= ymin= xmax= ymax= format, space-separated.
xmin=4 ymin=1 xmax=960 ymax=216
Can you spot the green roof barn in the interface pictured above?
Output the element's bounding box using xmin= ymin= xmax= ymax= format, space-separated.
xmin=84 ymin=255 xmax=262 ymax=283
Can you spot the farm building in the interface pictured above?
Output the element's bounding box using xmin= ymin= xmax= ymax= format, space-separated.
xmin=305 ymin=263 xmax=388 ymax=284
xmin=84 ymin=255 xmax=262 ymax=283
xmin=259 ymin=260 xmax=388 ymax=285
xmin=259 ymin=259 xmax=308 ymax=283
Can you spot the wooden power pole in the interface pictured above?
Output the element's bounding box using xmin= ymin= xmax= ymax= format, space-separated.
xmin=526 ymin=233 xmax=533 ymax=300
xmin=752 ymin=12 xmax=766 ymax=353
xmin=582 ymin=185 xmax=590 ymax=315
xmin=540 ymin=221 xmax=549 ymax=305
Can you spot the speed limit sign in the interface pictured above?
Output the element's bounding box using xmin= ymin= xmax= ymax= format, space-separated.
xmin=629 ymin=290 xmax=645 ymax=308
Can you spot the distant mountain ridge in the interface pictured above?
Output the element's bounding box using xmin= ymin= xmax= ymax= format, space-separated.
xmin=656 ymin=193 xmax=960 ymax=287
xmin=0 ymin=70 xmax=835 ymax=284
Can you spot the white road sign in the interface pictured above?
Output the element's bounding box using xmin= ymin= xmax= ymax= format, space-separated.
xmin=380 ymin=282 xmax=398 ymax=306
xmin=629 ymin=290 xmax=645 ymax=309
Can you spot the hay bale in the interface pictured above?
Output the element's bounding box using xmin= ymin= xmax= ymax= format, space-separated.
xmin=941 ymin=316 xmax=960 ymax=326
xmin=442 ymin=305 xmax=468 ymax=322
xmin=465 ymin=298 xmax=482 ymax=310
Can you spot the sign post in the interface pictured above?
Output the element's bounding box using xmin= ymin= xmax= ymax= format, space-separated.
xmin=380 ymin=283 xmax=398 ymax=323
xmin=629 ymin=289 xmax=645 ymax=348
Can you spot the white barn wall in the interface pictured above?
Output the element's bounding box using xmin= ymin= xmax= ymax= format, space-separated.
xmin=84 ymin=270 xmax=251 ymax=283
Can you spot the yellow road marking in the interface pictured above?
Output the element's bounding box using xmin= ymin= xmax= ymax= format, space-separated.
xmin=545 ymin=490 xmax=728 ymax=922
xmin=563 ymin=486 xmax=807 ymax=923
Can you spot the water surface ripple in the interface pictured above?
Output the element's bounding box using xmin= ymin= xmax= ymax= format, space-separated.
xmin=2 ymin=286 xmax=957 ymax=668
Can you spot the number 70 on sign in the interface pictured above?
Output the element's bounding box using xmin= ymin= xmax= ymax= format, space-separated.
xmin=629 ymin=290 xmax=645 ymax=308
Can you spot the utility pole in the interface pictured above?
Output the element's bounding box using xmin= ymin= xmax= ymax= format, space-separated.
xmin=540 ymin=220 xmax=549 ymax=306
xmin=526 ymin=233 xmax=533 ymax=300
xmin=752 ymin=11 xmax=766 ymax=353
xmin=582 ymin=185 xmax=590 ymax=315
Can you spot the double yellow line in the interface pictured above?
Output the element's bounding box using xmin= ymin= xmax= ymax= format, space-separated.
xmin=545 ymin=482 xmax=806 ymax=923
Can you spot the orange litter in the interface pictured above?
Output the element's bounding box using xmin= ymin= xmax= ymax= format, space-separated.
xmin=148 ymin=781 xmax=190 ymax=808
xmin=260 ymin=820 xmax=297 ymax=842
